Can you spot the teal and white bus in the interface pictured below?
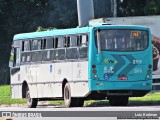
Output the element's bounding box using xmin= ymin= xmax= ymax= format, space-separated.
xmin=9 ymin=23 xmax=152 ymax=107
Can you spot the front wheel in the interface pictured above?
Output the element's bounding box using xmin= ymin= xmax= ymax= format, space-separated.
xmin=108 ymin=96 xmax=129 ymax=106
xmin=64 ymin=83 xmax=84 ymax=107
xmin=26 ymin=87 xmax=38 ymax=108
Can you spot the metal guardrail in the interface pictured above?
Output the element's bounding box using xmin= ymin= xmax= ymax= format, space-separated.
xmin=152 ymin=75 xmax=160 ymax=92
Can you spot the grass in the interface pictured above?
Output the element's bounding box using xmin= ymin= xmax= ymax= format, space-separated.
xmin=129 ymin=92 xmax=160 ymax=106
xmin=0 ymin=85 xmax=26 ymax=105
xmin=0 ymin=85 xmax=160 ymax=106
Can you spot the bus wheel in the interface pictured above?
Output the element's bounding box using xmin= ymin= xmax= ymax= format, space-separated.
xmin=109 ymin=96 xmax=128 ymax=106
xmin=64 ymin=83 xmax=84 ymax=107
xmin=26 ymin=87 xmax=38 ymax=108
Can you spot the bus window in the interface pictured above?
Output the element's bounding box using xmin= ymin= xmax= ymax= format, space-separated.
xmin=58 ymin=37 xmax=64 ymax=48
xmin=70 ymin=36 xmax=77 ymax=47
xmin=22 ymin=41 xmax=30 ymax=51
xmin=55 ymin=37 xmax=65 ymax=61
xmin=80 ymin=35 xmax=88 ymax=47
xmin=45 ymin=38 xmax=54 ymax=49
xmin=79 ymin=34 xmax=88 ymax=59
xmin=66 ymin=36 xmax=78 ymax=60
xmin=31 ymin=39 xmax=42 ymax=62
xmin=42 ymin=38 xmax=55 ymax=61
xmin=32 ymin=40 xmax=38 ymax=50
xmin=21 ymin=41 xmax=31 ymax=63
xmin=37 ymin=40 xmax=42 ymax=50
xmin=97 ymin=30 xmax=148 ymax=51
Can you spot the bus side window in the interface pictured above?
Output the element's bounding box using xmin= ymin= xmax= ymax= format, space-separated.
xmin=70 ymin=36 xmax=77 ymax=47
xmin=31 ymin=39 xmax=42 ymax=62
xmin=32 ymin=40 xmax=38 ymax=50
xmin=58 ymin=37 xmax=64 ymax=48
xmin=79 ymin=34 xmax=88 ymax=59
xmin=55 ymin=37 xmax=65 ymax=61
xmin=45 ymin=38 xmax=54 ymax=49
xmin=21 ymin=40 xmax=31 ymax=63
xmin=37 ymin=39 xmax=43 ymax=50
xmin=80 ymin=35 xmax=88 ymax=47
xmin=66 ymin=36 xmax=78 ymax=60
xmin=43 ymin=38 xmax=55 ymax=61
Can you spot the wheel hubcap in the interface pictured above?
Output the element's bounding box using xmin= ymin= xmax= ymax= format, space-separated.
xmin=65 ymin=87 xmax=70 ymax=102
xmin=26 ymin=91 xmax=32 ymax=105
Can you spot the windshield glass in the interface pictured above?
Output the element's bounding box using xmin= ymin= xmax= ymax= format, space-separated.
xmin=95 ymin=29 xmax=148 ymax=51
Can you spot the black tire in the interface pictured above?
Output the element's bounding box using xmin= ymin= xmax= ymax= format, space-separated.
xmin=64 ymin=83 xmax=84 ymax=107
xmin=26 ymin=87 xmax=38 ymax=108
xmin=109 ymin=96 xmax=128 ymax=106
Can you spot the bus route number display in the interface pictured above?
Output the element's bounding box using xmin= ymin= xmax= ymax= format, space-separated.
xmin=131 ymin=31 xmax=141 ymax=38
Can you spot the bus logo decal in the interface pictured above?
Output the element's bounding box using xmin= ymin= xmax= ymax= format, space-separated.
xmin=104 ymin=73 xmax=109 ymax=80
xmin=104 ymin=66 xmax=114 ymax=74
xmin=104 ymin=54 xmax=125 ymax=79
xmin=119 ymin=55 xmax=138 ymax=75
xmin=104 ymin=58 xmax=118 ymax=64
xmin=104 ymin=55 xmax=137 ymax=79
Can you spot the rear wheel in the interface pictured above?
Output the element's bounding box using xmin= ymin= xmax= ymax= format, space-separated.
xmin=64 ymin=83 xmax=84 ymax=107
xmin=109 ymin=96 xmax=128 ymax=106
xmin=26 ymin=87 xmax=38 ymax=108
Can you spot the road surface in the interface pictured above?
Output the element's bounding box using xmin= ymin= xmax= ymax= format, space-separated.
xmin=0 ymin=104 xmax=160 ymax=120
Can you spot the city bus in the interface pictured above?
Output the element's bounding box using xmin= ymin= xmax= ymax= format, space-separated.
xmin=9 ymin=23 xmax=152 ymax=108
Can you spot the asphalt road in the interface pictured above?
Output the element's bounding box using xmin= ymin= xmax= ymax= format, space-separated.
xmin=0 ymin=105 xmax=160 ymax=120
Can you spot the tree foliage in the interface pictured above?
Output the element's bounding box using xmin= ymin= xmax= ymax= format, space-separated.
xmin=117 ymin=0 xmax=160 ymax=16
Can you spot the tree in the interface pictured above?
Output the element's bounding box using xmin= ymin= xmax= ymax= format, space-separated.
xmin=145 ymin=0 xmax=160 ymax=15
xmin=117 ymin=0 xmax=147 ymax=17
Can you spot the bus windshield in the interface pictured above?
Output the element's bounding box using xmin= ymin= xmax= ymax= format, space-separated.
xmin=96 ymin=29 xmax=148 ymax=52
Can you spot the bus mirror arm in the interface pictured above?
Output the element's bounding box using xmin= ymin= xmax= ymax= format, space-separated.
xmin=97 ymin=29 xmax=101 ymax=54
xmin=96 ymin=29 xmax=102 ymax=63
xmin=96 ymin=54 xmax=102 ymax=64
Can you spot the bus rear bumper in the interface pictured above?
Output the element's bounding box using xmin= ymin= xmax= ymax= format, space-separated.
xmin=88 ymin=79 xmax=152 ymax=97
xmin=89 ymin=79 xmax=152 ymax=91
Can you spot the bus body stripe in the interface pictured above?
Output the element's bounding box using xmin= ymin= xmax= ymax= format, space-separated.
xmin=119 ymin=55 xmax=137 ymax=75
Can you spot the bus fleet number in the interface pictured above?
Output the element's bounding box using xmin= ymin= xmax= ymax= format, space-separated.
xmin=133 ymin=60 xmax=142 ymax=64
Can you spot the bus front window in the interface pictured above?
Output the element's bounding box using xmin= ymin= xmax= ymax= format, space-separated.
xmin=96 ymin=29 xmax=148 ymax=52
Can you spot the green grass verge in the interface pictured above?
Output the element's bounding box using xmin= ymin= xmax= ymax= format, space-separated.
xmin=0 ymin=85 xmax=26 ymax=105
xmin=129 ymin=93 xmax=160 ymax=106
xmin=0 ymin=85 xmax=160 ymax=106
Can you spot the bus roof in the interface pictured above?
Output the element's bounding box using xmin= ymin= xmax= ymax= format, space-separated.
xmin=13 ymin=27 xmax=90 ymax=41
xmin=89 ymin=21 xmax=149 ymax=29
xmin=13 ymin=24 xmax=149 ymax=41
